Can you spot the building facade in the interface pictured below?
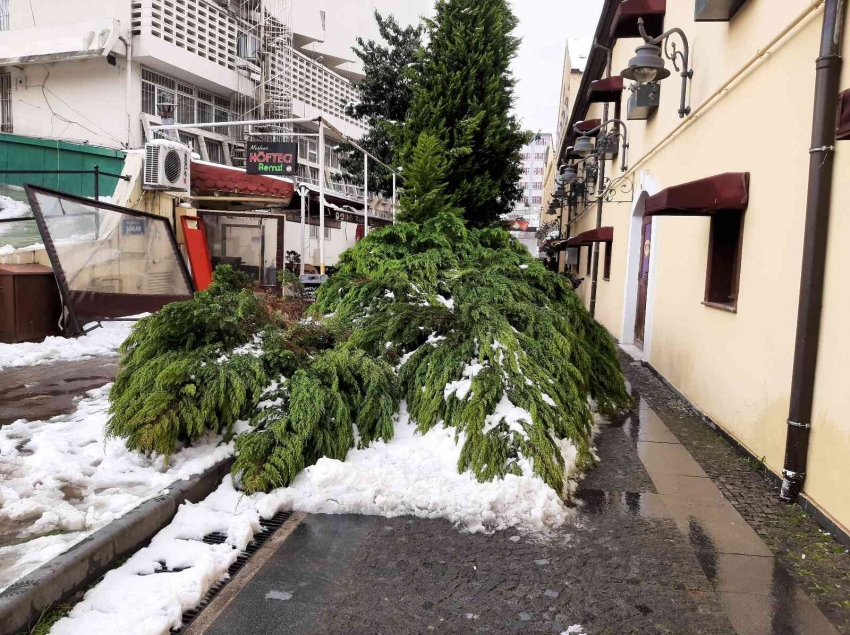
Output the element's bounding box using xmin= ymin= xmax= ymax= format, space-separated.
xmin=0 ymin=0 xmax=387 ymax=272
xmin=556 ymin=0 xmax=850 ymax=540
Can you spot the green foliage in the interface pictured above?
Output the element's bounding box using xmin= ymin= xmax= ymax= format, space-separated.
xmin=401 ymin=0 xmax=528 ymax=227
xmin=312 ymin=211 xmax=630 ymax=495
xmin=397 ymin=132 xmax=462 ymax=224
xmin=339 ymin=11 xmax=424 ymax=197
xmin=233 ymin=350 xmax=398 ymax=494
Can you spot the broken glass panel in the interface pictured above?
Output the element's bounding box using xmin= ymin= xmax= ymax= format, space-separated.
xmin=25 ymin=186 xmax=193 ymax=330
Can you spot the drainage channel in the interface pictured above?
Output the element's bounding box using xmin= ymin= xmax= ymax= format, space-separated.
xmin=171 ymin=510 xmax=292 ymax=633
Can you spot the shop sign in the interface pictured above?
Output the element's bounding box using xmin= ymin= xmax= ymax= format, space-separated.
xmin=246 ymin=142 xmax=298 ymax=175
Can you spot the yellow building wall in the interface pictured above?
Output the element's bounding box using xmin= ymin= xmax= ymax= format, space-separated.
xmin=579 ymin=1 xmax=850 ymax=533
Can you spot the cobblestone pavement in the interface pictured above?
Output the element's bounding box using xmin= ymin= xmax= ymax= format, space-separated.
xmin=620 ymin=352 xmax=850 ymax=634
xmin=0 ymin=357 xmax=118 ymax=425
xmin=197 ymin=371 xmax=843 ymax=634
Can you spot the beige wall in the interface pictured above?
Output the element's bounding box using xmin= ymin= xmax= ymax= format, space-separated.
xmin=575 ymin=0 xmax=850 ymax=533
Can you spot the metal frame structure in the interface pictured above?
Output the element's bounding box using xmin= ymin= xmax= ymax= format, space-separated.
xmin=23 ymin=184 xmax=194 ymax=336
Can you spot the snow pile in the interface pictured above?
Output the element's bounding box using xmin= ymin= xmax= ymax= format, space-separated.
xmin=0 ymin=386 xmax=236 ymax=593
xmin=50 ymin=478 xmax=262 ymax=635
xmin=257 ymin=401 xmax=574 ymax=534
xmin=0 ymin=195 xmax=30 ymax=219
xmin=0 ymin=320 xmax=138 ymax=370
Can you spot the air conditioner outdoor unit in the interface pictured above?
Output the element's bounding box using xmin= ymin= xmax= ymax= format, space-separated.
xmin=144 ymin=140 xmax=191 ymax=193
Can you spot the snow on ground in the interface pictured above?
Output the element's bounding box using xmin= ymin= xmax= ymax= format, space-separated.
xmin=0 ymin=385 xmax=236 ymax=593
xmin=50 ymin=477 xmax=262 ymax=635
xmin=0 ymin=319 xmax=138 ymax=370
xmin=48 ymin=408 xmax=580 ymax=634
xmin=0 ymin=195 xmax=30 ymax=219
xmin=257 ymin=401 xmax=575 ymax=534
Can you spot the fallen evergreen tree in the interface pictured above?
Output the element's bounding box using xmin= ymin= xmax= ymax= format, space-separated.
xmin=107 ymin=2 xmax=628 ymax=500
xmin=106 ymin=135 xmax=629 ymax=498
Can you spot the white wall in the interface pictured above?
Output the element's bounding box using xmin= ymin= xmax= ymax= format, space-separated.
xmin=9 ymin=58 xmax=140 ymax=149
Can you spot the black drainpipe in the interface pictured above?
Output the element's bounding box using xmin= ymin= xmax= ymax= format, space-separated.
xmin=781 ymin=0 xmax=847 ymax=502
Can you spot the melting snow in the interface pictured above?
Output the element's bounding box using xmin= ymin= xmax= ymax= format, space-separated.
xmin=0 ymin=386 xmax=236 ymax=593
xmin=444 ymin=361 xmax=486 ymax=401
xmin=49 ymin=478 xmax=261 ymax=635
xmin=482 ymin=393 xmax=531 ymax=440
xmin=436 ymin=294 xmax=454 ymax=310
xmin=0 ymin=319 xmax=140 ymax=370
xmin=257 ymin=401 xmax=573 ymax=534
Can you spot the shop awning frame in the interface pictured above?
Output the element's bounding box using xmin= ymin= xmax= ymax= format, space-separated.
xmin=567 ymin=226 xmax=614 ymax=247
xmin=644 ymin=172 xmax=750 ymax=217
xmin=588 ymin=76 xmax=625 ymax=104
xmin=611 ymin=0 xmax=667 ymax=39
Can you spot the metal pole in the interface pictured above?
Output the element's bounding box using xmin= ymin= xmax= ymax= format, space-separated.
xmin=299 ymin=186 xmax=306 ymax=277
xmin=94 ymin=165 xmax=100 ymax=201
xmin=318 ymin=119 xmax=326 ymax=275
xmin=151 ymin=117 xmax=317 ymax=132
xmin=363 ymin=153 xmax=369 ymax=237
xmin=781 ymin=0 xmax=848 ymax=503
xmin=392 ymin=172 xmax=397 ymax=224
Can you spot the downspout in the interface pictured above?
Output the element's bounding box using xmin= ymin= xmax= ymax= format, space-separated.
xmin=119 ymin=35 xmax=133 ymax=148
xmin=589 ymin=44 xmax=613 ymax=318
xmin=781 ymin=0 xmax=847 ymax=502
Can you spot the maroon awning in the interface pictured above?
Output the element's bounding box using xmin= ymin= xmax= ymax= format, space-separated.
xmin=644 ymin=173 xmax=750 ymax=217
xmin=837 ymin=89 xmax=850 ymax=141
xmin=588 ymin=76 xmax=625 ymax=104
xmin=567 ymin=226 xmax=614 ymax=247
xmin=611 ymin=0 xmax=666 ymax=39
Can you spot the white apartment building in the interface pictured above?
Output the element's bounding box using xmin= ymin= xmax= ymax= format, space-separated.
xmin=0 ymin=0 xmax=367 ymax=172
xmin=509 ymin=132 xmax=553 ymax=225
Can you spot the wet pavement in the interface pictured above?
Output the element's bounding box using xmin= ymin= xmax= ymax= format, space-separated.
xmin=186 ymin=380 xmax=842 ymax=634
xmin=0 ymin=357 xmax=118 ymax=425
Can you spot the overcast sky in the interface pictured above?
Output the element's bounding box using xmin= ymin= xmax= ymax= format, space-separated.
xmin=292 ymin=0 xmax=603 ymax=135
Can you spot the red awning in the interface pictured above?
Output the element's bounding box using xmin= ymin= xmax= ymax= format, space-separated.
xmin=567 ymin=226 xmax=614 ymax=247
xmin=837 ymin=89 xmax=850 ymax=141
xmin=644 ymin=173 xmax=750 ymax=217
xmin=191 ymin=161 xmax=295 ymax=200
xmin=588 ymin=76 xmax=625 ymax=104
xmin=611 ymin=0 xmax=666 ymax=39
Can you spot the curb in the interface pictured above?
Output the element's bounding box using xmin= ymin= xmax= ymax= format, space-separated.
xmin=0 ymin=459 xmax=234 ymax=635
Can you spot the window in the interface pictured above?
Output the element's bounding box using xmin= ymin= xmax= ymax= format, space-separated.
xmin=0 ymin=0 xmax=8 ymax=31
xmin=603 ymin=242 xmax=612 ymax=280
xmin=704 ymin=211 xmax=744 ymax=309
xmin=519 ymin=181 xmax=527 ymax=189
xmin=535 ymin=153 xmax=545 ymax=160
xmin=0 ymin=73 xmax=11 ymax=133
xmin=523 ymin=167 xmax=531 ymax=175
xmin=536 ymin=137 xmax=547 ymax=145
xmin=324 ymin=226 xmax=331 ymax=240
xmin=310 ymin=224 xmax=319 ymax=239
xmin=533 ymin=182 xmax=543 ymax=191
xmin=534 ymin=167 xmax=544 ymax=175
xmin=206 ymin=140 xmax=225 ymax=164
xmin=531 ymin=196 xmax=542 ymax=205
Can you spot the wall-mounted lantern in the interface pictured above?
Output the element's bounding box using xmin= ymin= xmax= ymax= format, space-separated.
xmin=573 ymin=119 xmax=630 ymax=172
xmin=621 ymin=17 xmax=693 ymax=118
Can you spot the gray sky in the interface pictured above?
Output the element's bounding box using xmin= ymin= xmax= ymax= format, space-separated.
xmin=292 ymin=0 xmax=603 ymax=135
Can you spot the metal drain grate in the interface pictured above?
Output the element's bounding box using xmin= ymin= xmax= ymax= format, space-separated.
xmin=171 ymin=511 xmax=292 ymax=632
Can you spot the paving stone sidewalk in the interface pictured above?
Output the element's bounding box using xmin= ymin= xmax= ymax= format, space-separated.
xmin=193 ymin=366 xmax=844 ymax=634
xmin=619 ymin=352 xmax=850 ymax=634
xmin=0 ymin=357 xmax=119 ymax=425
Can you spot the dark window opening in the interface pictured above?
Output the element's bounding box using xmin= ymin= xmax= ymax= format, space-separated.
xmin=586 ymin=245 xmax=592 ymax=275
xmin=704 ymin=211 xmax=743 ymax=309
xmin=603 ymin=241 xmax=612 ymax=280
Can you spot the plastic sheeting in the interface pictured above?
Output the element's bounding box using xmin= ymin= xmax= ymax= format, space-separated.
xmin=26 ymin=186 xmax=193 ymax=328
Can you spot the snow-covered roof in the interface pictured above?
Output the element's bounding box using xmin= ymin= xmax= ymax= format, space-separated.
xmin=567 ymin=39 xmax=593 ymax=73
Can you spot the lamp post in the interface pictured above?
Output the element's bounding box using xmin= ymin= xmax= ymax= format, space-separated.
xmin=621 ymin=17 xmax=693 ymax=118
xmin=573 ymin=119 xmax=630 ymax=318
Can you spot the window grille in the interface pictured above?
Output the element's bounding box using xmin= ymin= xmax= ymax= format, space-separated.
xmin=0 ymin=74 xmax=11 ymax=132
